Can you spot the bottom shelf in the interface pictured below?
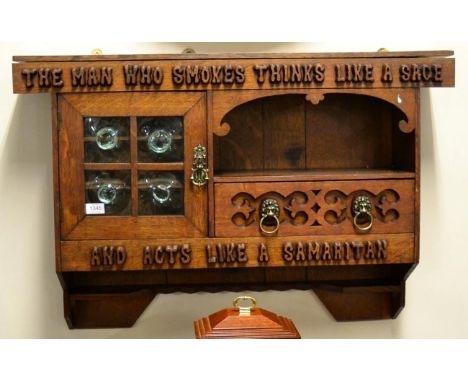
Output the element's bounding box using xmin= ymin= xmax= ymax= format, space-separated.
xmin=61 ymin=263 xmax=414 ymax=328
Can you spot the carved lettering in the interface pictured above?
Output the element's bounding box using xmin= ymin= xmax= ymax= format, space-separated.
xmin=282 ymin=64 xmax=290 ymax=83
xmin=206 ymin=244 xmax=217 ymax=263
xmin=353 ymin=64 xmax=363 ymax=82
xmin=186 ymin=65 xmax=200 ymax=84
xmin=91 ymin=247 xmax=101 ymax=266
xmin=225 ymin=243 xmax=236 ymax=262
xmin=400 ymin=64 xmax=410 ymax=82
xmin=211 ymin=65 xmax=223 ymax=84
xmin=165 ymin=245 xmax=178 ymax=265
xmin=381 ymin=64 xmax=393 ymax=82
xmin=216 ymin=243 xmax=226 ymax=263
xmin=71 ymin=67 xmax=114 ymax=87
xmin=224 ymin=64 xmax=234 ymax=84
xmin=143 ymin=246 xmax=153 ymax=265
xmin=205 ymin=243 xmax=248 ymax=264
xmin=152 ymin=67 xmax=163 ymax=84
xmin=314 ymin=64 xmax=325 ymax=82
xmin=51 ymin=69 xmax=64 ymax=87
xmin=422 ymin=65 xmax=432 ymax=81
xmin=101 ymin=67 xmax=113 ymax=86
xmin=180 ymin=244 xmax=192 ymax=264
xmin=72 ymin=67 xmax=87 ymax=86
xmin=399 ymin=64 xmax=442 ymax=82
xmin=295 ymin=242 xmax=305 ymax=261
xmin=102 ymin=246 xmax=113 ymax=265
xmin=411 ymin=64 xmax=422 ymax=82
xmin=335 ymin=64 xmax=345 ymax=82
xmin=280 ymin=240 xmax=388 ymax=264
xmin=144 ymin=244 xmax=192 ymax=266
xmin=172 ymin=65 xmax=184 ymax=85
xmin=140 ymin=65 xmax=153 ymax=85
xmin=376 ymin=240 xmax=388 ymax=259
xmin=237 ymin=243 xmax=248 ymax=263
xmin=365 ymin=64 xmax=374 ymax=82
xmin=90 ymin=246 xmax=127 ymax=267
xmin=283 ymin=242 xmax=294 ymax=262
xmin=200 ymin=66 xmax=211 ymax=84
xmin=234 ymin=65 xmax=245 ymax=83
xmin=116 ymin=246 xmax=126 ymax=265
xmin=302 ymin=64 xmax=315 ymax=82
xmin=433 ymin=64 xmax=443 ymax=81
xmin=344 ymin=241 xmax=351 ymax=260
xmin=21 ymin=69 xmax=37 ymax=87
xmin=258 ymin=243 xmax=269 ymax=262
xmin=38 ymin=68 xmax=50 ymax=87
xmin=365 ymin=241 xmax=375 ymax=259
xmin=290 ymin=64 xmax=302 ymax=82
xmin=322 ymin=242 xmax=332 ymax=261
xmin=333 ymin=242 xmax=342 ymax=260
xmin=171 ymin=64 xmax=246 ymax=86
xmin=254 ymin=64 xmax=268 ymax=83
xmin=270 ymin=64 xmax=281 ymax=83
xmin=87 ymin=67 xmax=100 ymax=86
xmin=352 ymin=241 xmax=365 ymax=260
xmin=155 ymin=246 xmax=165 ymax=264
xmin=307 ymin=241 xmax=321 ymax=261
xmin=124 ymin=65 xmax=139 ymax=85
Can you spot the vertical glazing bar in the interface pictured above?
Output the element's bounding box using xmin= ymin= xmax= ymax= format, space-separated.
xmin=131 ymin=116 xmax=138 ymax=216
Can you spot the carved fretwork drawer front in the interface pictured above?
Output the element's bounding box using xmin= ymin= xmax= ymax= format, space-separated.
xmin=214 ymin=179 xmax=414 ymax=237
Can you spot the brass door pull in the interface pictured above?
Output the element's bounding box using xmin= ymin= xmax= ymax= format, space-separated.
xmin=259 ymin=199 xmax=280 ymax=234
xmin=191 ymin=144 xmax=208 ymax=187
xmin=352 ymin=195 xmax=374 ymax=232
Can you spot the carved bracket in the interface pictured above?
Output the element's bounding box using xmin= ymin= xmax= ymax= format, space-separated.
xmin=212 ymin=88 xmax=415 ymax=137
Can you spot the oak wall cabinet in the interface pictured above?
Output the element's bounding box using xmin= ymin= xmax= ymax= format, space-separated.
xmin=12 ymin=50 xmax=455 ymax=328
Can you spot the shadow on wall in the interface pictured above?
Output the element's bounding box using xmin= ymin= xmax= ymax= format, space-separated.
xmin=391 ymin=88 xmax=438 ymax=338
xmin=1 ymin=94 xmax=66 ymax=337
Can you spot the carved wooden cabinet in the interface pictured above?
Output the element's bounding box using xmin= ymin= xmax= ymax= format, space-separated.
xmin=12 ymin=50 xmax=455 ymax=328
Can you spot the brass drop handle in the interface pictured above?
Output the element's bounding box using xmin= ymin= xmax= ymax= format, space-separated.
xmin=191 ymin=144 xmax=209 ymax=187
xmin=259 ymin=199 xmax=280 ymax=235
xmin=233 ymin=295 xmax=257 ymax=316
xmin=352 ymin=195 xmax=374 ymax=232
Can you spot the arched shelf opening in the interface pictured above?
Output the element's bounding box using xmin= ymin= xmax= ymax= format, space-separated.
xmin=213 ymin=93 xmax=415 ymax=181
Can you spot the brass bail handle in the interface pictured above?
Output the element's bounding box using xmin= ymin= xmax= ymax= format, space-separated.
xmin=352 ymin=195 xmax=374 ymax=232
xmin=233 ymin=296 xmax=257 ymax=316
xmin=259 ymin=199 xmax=280 ymax=235
xmin=191 ymin=144 xmax=209 ymax=187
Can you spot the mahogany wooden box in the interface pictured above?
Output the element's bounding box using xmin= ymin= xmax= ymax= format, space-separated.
xmin=12 ymin=50 xmax=455 ymax=329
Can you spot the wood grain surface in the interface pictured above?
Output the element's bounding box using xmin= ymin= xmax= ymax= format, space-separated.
xmin=60 ymin=233 xmax=414 ymax=272
xmin=13 ymin=57 xmax=455 ymax=93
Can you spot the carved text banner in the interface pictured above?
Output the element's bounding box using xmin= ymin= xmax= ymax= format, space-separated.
xmin=13 ymin=58 xmax=455 ymax=93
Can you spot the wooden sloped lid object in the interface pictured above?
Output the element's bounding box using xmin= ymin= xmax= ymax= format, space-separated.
xmin=194 ymin=296 xmax=301 ymax=339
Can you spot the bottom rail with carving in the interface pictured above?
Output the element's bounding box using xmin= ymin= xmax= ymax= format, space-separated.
xmin=60 ymin=233 xmax=414 ymax=272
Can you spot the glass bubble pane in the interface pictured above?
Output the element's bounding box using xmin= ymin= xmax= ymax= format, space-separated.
xmin=85 ymin=170 xmax=131 ymax=216
xmin=84 ymin=117 xmax=130 ymax=163
xmin=138 ymin=171 xmax=184 ymax=215
xmin=137 ymin=117 xmax=183 ymax=163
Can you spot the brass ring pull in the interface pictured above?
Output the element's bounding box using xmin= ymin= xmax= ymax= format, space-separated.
xmin=352 ymin=195 xmax=374 ymax=232
xmin=259 ymin=214 xmax=280 ymax=234
xmin=353 ymin=211 xmax=374 ymax=232
xmin=259 ymin=199 xmax=280 ymax=235
xmin=233 ymin=295 xmax=257 ymax=316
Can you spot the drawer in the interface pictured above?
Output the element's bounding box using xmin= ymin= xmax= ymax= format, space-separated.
xmin=214 ymin=179 xmax=415 ymax=237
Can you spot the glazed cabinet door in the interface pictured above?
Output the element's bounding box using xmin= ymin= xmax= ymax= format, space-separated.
xmin=58 ymin=92 xmax=207 ymax=240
